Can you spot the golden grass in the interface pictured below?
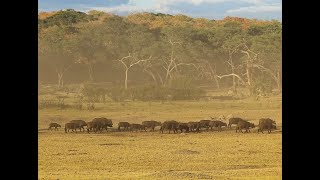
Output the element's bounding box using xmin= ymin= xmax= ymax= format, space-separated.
xmin=38 ymin=96 xmax=282 ymax=179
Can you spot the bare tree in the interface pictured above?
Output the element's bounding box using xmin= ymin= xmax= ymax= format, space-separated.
xmin=252 ymin=64 xmax=281 ymax=92
xmin=75 ymin=57 xmax=96 ymax=82
xmin=56 ymin=64 xmax=72 ymax=88
xmin=197 ymin=62 xmax=220 ymax=88
xmin=118 ymin=53 xmax=152 ymax=89
xmin=215 ymin=40 xmax=256 ymax=96
xmin=161 ymin=39 xmax=198 ymax=86
xmin=222 ymin=42 xmax=244 ymax=93
xmin=139 ymin=60 xmax=159 ymax=86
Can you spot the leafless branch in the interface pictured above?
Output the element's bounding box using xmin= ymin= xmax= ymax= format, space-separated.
xmin=216 ymin=73 xmax=246 ymax=84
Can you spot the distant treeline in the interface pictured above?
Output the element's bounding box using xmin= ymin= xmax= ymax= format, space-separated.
xmin=39 ymin=9 xmax=282 ymax=96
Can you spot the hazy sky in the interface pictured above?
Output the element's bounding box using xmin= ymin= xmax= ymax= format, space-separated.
xmin=39 ymin=0 xmax=282 ymax=20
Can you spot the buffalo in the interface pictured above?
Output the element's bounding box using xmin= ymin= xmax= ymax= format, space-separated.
xmin=199 ymin=120 xmax=211 ymax=131
xmin=141 ymin=120 xmax=161 ymax=132
xmin=86 ymin=121 xmax=99 ymax=133
xmin=130 ymin=124 xmax=143 ymax=132
xmin=92 ymin=118 xmax=113 ymax=132
xmin=236 ymin=121 xmax=255 ymax=133
xmin=177 ymin=123 xmax=189 ymax=133
xmin=70 ymin=120 xmax=87 ymax=132
xmin=65 ymin=122 xmax=77 ymax=133
xmin=48 ymin=123 xmax=61 ymax=131
xmin=118 ymin=122 xmax=130 ymax=131
xmin=258 ymin=118 xmax=276 ymax=133
xmin=187 ymin=122 xmax=200 ymax=132
xmin=209 ymin=120 xmax=227 ymax=132
xmin=160 ymin=120 xmax=179 ymax=134
xmin=228 ymin=117 xmax=246 ymax=129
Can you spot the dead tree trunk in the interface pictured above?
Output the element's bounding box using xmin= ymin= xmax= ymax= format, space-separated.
xmin=241 ymin=47 xmax=256 ymax=96
xmin=277 ymin=70 xmax=281 ymax=92
xmin=57 ymin=73 xmax=64 ymax=88
xmin=56 ymin=64 xmax=72 ymax=88
xmin=88 ymin=64 xmax=95 ymax=82
xmin=118 ymin=54 xmax=152 ymax=90
xmin=124 ymin=69 xmax=128 ymax=90
xmin=252 ymin=64 xmax=281 ymax=92
xmin=145 ymin=70 xmax=158 ymax=86
xmin=209 ymin=63 xmax=220 ymax=89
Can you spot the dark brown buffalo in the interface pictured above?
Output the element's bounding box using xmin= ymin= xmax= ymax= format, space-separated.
xmin=177 ymin=123 xmax=189 ymax=133
xmin=160 ymin=120 xmax=179 ymax=134
xmin=142 ymin=120 xmax=161 ymax=132
xmin=228 ymin=117 xmax=246 ymax=129
xmin=48 ymin=123 xmax=61 ymax=130
xmin=65 ymin=122 xmax=77 ymax=133
xmin=70 ymin=120 xmax=87 ymax=132
xmin=130 ymin=124 xmax=143 ymax=132
xmin=258 ymin=118 xmax=276 ymax=133
xmin=199 ymin=120 xmax=211 ymax=131
xmin=118 ymin=122 xmax=130 ymax=131
xmin=236 ymin=121 xmax=255 ymax=133
xmin=188 ymin=122 xmax=200 ymax=132
xmin=209 ymin=120 xmax=227 ymax=132
xmin=86 ymin=121 xmax=99 ymax=133
xmin=92 ymin=118 xmax=113 ymax=132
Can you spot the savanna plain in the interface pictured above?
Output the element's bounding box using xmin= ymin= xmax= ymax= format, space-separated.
xmin=39 ymin=94 xmax=282 ymax=180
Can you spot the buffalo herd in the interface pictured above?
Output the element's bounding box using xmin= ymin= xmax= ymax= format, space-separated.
xmin=49 ymin=117 xmax=278 ymax=134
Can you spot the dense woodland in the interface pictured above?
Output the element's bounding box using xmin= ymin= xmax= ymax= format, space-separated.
xmin=39 ymin=9 xmax=281 ymax=100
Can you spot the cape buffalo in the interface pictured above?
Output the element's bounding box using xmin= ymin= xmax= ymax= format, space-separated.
xmin=199 ymin=120 xmax=211 ymax=131
xmin=118 ymin=122 xmax=130 ymax=131
xmin=142 ymin=120 xmax=161 ymax=132
xmin=209 ymin=120 xmax=227 ymax=132
xmin=177 ymin=123 xmax=189 ymax=133
xmin=92 ymin=118 xmax=113 ymax=132
xmin=130 ymin=124 xmax=143 ymax=132
xmin=160 ymin=120 xmax=179 ymax=134
xmin=228 ymin=117 xmax=246 ymax=129
xmin=48 ymin=123 xmax=61 ymax=131
xmin=65 ymin=122 xmax=77 ymax=133
xmin=258 ymin=118 xmax=276 ymax=133
xmin=188 ymin=122 xmax=200 ymax=132
xmin=70 ymin=120 xmax=87 ymax=132
xmin=86 ymin=121 xmax=99 ymax=133
xmin=236 ymin=121 xmax=255 ymax=133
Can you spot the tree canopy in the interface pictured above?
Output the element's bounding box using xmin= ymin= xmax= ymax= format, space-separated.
xmin=39 ymin=10 xmax=282 ymax=96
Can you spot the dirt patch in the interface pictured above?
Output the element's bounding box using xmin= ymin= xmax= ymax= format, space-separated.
xmin=68 ymin=153 xmax=88 ymax=155
xmin=174 ymin=149 xmax=200 ymax=155
xmin=147 ymin=170 xmax=212 ymax=179
xmin=99 ymin=143 xmax=122 ymax=146
xmin=228 ymin=164 xmax=267 ymax=170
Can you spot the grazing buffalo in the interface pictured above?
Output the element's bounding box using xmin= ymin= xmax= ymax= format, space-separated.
xmin=130 ymin=124 xmax=143 ymax=132
xmin=228 ymin=117 xmax=246 ymax=129
xmin=177 ymin=123 xmax=189 ymax=133
xmin=199 ymin=120 xmax=211 ymax=131
xmin=118 ymin=122 xmax=130 ymax=131
xmin=209 ymin=121 xmax=227 ymax=132
xmin=65 ymin=122 xmax=77 ymax=133
xmin=70 ymin=120 xmax=87 ymax=132
xmin=142 ymin=120 xmax=161 ymax=132
xmin=236 ymin=121 xmax=255 ymax=133
xmin=258 ymin=118 xmax=277 ymax=133
xmin=48 ymin=123 xmax=61 ymax=131
xmin=92 ymin=118 xmax=113 ymax=132
xmin=160 ymin=120 xmax=179 ymax=134
xmin=188 ymin=122 xmax=200 ymax=132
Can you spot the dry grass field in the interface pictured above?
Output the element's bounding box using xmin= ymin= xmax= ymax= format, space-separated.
xmin=38 ymin=96 xmax=282 ymax=179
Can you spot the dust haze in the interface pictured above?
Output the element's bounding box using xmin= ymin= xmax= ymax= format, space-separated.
xmin=39 ymin=10 xmax=282 ymax=179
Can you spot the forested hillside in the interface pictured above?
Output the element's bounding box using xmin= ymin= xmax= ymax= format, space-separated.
xmin=39 ymin=9 xmax=281 ymax=97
